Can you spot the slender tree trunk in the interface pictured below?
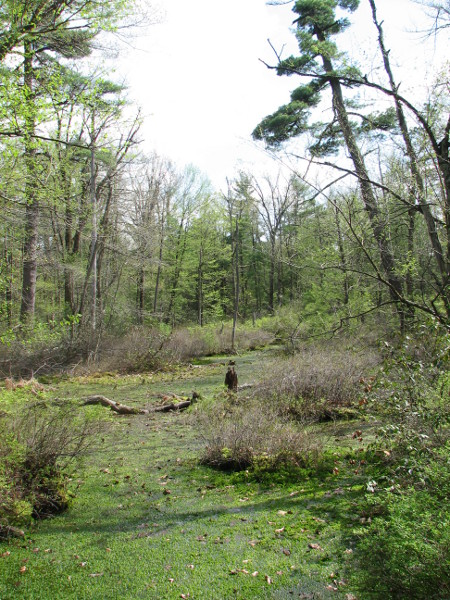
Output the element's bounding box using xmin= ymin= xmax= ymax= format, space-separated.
xmin=333 ymin=203 xmax=350 ymax=307
xmin=198 ymin=245 xmax=203 ymax=326
xmin=20 ymin=43 xmax=39 ymax=325
xmin=231 ymin=218 xmax=240 ymax=351
xmin=4 ymin=236 xmax=13 ymax=327
xmin=137 ymin=268 xmax=144 ymax=324
xmin=153 ymin=221 xmax=165 ymax=314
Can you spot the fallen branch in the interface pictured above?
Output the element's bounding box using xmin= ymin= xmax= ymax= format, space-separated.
xmin=83 ymin=395 xmax=148 ymax=415
xmin=154 ymin=400 xmax=192 ymax=412
xmin=154 ymin=391 xmax=200 ymax=412
xmin=0 ymin=525 xmax=25 ymax=539
xmin=84 ymin=391 xmax=199 ymax=415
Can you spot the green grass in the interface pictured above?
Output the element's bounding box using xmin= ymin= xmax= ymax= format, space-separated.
xmin=0 ymin=352 xmax=374 ymax=599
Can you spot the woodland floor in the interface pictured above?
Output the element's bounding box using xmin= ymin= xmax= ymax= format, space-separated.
xmin=0 ymin=349 xmax=372 ymax=599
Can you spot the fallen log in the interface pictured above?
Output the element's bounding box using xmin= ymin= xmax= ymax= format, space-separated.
xmin=84 ymin=395 xmax=148 ymax=415
xmin=154 ymin=400 xmax=192 ymax=412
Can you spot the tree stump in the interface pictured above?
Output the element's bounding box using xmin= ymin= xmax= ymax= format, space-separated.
xmin=225 ymin=362 xmax=238 ymax=392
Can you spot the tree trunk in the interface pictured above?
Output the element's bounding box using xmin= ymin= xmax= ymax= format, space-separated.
xmin=20 ymin=43 xmax=39 ymax=325
xmin=137 ymin=268 xmax=144 ymax=325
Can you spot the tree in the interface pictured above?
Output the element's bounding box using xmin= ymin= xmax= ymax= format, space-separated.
xmin=254 ymin=0 xmax=449 ymax=328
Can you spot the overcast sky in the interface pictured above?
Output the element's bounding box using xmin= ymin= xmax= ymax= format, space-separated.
xmin=116 ymin=0 xmax=447 ymax=190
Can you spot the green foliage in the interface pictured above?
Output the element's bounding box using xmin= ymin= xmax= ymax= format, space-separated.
xmin=352 ymin=457 xmax=450 ymax=599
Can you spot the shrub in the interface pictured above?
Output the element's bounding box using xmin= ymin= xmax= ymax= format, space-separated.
xmin=197 ymin=397 xmax=321 ymax=471
xmin=251 ymin=344 xmax=380 ymax=423
xmin=0 ymin=396 xmax=104 ymax=532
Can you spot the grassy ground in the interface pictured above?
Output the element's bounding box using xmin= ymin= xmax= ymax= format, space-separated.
xmin=0 ymin=350 xmax=370 ymax=599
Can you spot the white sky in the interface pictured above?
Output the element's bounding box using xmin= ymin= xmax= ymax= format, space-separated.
xmin=116 ymin=0 xmax=448 ymax=190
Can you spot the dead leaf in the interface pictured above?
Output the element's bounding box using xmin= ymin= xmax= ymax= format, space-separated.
xmin=180 ymin=594 xmax=190 ymax=599
xmin=248 ymin=540 xmax=258 ymax=547
xmin=229 ymin=569 xmax=238 ymax=575
xmin=277 ymin=510 xmax=287 ymax=516
xmin=168 ymin=578 xmax=175 ymax=583
xmin=276 ymin=571 xmax=283 ymax=575
xmin=89 ymin=573 xmax=103 ymax=578
xmin=2 ymin=551 xmax=11 ymax=557
xmin=79 ymin=562 xmax=87 ymax=567
xmin=265 ymin=575 xmax=273 ymax=584
xmin=282 ymin=549 xmax=291 ymax=556
xmin=186 ymin=564 xmax=194 ymax=569
xmin=308 ymin=543 xmax=323 ymax=551
xmin=19 ymin=566 xmax=27 ymax=573
xmin=275 ymin=527 xmax=285 ymax=534
xmin=251 ymin=571 xmax=259 ymax=577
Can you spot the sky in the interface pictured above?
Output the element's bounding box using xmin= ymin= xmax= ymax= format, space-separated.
xmin=115 ymin=0 xmax=448 ymax=190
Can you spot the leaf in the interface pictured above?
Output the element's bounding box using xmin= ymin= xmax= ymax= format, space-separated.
xmin=308 ymin=543 xmax=323 ymax=551
xmin=89 ymin=573 xmax=103 ymax=577
xmin=282 ymin=549 xmax=291 ymax=556
xmin=251 ymin=571 xmax=259 ymax=577
xmin=265 ymin=575 xmax=273 ymax=584
xmin=277 ymin=510 xmax=288 ymax=516
xmin=19 ymin=566 xmax=27 ymax=573
xmin=275 ymin=527 xmax=285 ymax=534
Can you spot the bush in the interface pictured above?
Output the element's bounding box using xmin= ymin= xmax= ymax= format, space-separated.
xmin=351 ymin=325 xmax=450 ymax=598
xmin=0 ymin=392 xmax=104 ymax=533
xmin=252 ymin=343 xmax=380 ymax=423
xmin=197 ymin=396 xmax=322 ymax=472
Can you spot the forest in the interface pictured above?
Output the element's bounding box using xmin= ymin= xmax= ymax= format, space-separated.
xmin=0 ymin=0 xmax=449 ymax=598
